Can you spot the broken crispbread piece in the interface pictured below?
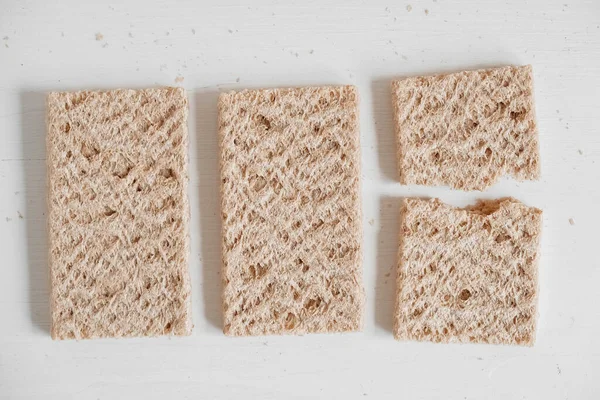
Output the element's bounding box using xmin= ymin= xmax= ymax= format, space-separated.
xmin=218 ymin=85 xmax=364 ymax=336
xmin=392 ymin=65 xmax=540 ymax=190
xmin=47 ymin=87 xmax=192 ymax=339
xmin=395 ymin=197 xmax=542 ymax=345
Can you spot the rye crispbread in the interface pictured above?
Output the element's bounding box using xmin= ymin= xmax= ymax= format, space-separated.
xmin=392 ymin=65 xmax=540 ymax=190
xmin=395 ymin=197 xmax=542 ymax=345
xmin=218 ymin=86 xmax=364 ymax=336
xmin=46 ymin=88 xmax=192 ymax=339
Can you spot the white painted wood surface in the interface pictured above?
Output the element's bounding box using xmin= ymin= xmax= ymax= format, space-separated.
xmin=1 ymin=0 xmax=599 ymax=398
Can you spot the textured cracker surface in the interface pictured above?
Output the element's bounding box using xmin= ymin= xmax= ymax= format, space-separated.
xmin=392 ymin=65 xmax=540 ymax=190
xmin=47 ymin=88 xmax=192 ymax=339
xmin=218 ymin=86 xmax=364 ymax=336
xmin=394 ymin=198 xmax=542 ymax=345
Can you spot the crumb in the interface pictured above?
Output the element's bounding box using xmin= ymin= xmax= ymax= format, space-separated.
xmin=95 ymin=33 xmax=103 ymax=41
xmin=14 ymin=191 xmax=19 ymax=195
xmin=402 ymin=55 xmax=408 ymax=60
xmin=5 ymin=43 xmax=8 ymax=48
xmin=136 ymin=68 xmax=140 ymax=71
xmin=3 ymin=36 xmax=8 ymax=40
xmin=61 ymin=32 xmax=64 ymax=37
xmin=556 ymin=364 xmax=562 ymax=374
xmin=476 ymin=357 xmax=483 ymax=360
xmin=578 ymin=149 xmax=583 ymax=155
xmin=368 ymin=219 xmax=374 ymax=226
xmin=128 ymin=32 xmax=133 ymax=38
xmin=102 ymin=43 xmax=108 ymax=48
xmin=228 ymin=29 xmax=233 ymax=33
xmin=385 ymin=6 xmax=390 ymax=12
xmin=425 ymin=9 xmax=429 ymax=15
xmin=5 ymin=217 xmax=11 ymax=222
xmin=309 ymin=49 xmax=314 ymax=54
xmin=406 ymin=5 xmax=412 ymax=12
xmin=295 ymin=52 xmax=299 ymax=57
xmin=191 ymin=29 xmax=196 ymax=35
xmin=17 ymin=211 xmax=23 ymax=219
xmin=175 ymin=76 xmax=184 ymax=83
xmin=235 ymin=77 xmax=240 ymax=83
xmin=569 ymin=218 xmax=575 ymax=226
xmin=160 ymin=64 xmax=167 ymax=71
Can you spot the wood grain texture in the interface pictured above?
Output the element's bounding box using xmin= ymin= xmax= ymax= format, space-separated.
xmin=1 ymin=0 xmax=600 ymax=399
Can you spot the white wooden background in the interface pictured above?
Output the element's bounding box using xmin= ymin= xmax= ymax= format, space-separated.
xmin=1 ymin=0 xmax=599 ymax=398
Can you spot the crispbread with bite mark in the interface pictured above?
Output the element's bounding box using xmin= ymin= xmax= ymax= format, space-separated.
xmin=395 ymin=197 xmax=542 ymax=345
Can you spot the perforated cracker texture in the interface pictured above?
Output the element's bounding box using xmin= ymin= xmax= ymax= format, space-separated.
xmin=218 ymin=86 xmax=364 ymax=336
xmin=46 ymin=88 xmax=192 ymax=339
xmin=395 ymin=198 xmax=542 ymax=345
xmin=392 ymin=65 xmax=540 ymax=191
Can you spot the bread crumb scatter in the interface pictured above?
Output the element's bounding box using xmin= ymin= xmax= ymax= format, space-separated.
xmin=95 ymin=33 xmax=103 ymax=41
xmin=406 ymin=5 xmax=412 ymax=12
xmin=569 ymin=218 xmax=575 ymax=225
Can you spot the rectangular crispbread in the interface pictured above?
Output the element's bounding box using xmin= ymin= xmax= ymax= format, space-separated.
xmin=392 ymin=65 xmax=540 ymax=190
xmin=47 ymin=88 xmax=192 ymax=339
xmin=395 ymin=197 xmax=542 ymax=345
xmin=218 ymin=86 xmax=364 ymax=336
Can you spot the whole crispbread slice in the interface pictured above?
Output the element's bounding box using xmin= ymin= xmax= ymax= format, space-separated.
xmin=46 ymin=87 xmax=192 ymax=340
xmin=392 ymin=65 xmax=540 ymax=190
xmin=394 ymin=197 xmax=542 ymax=345
xmin=218 ymin=85 xmax=364 ymax=336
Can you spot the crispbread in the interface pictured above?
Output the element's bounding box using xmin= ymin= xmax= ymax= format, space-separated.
xmin=392 ymin=65 xmax=540 ymax=190
xmin=218 ymin=86 xmax=364 ymax=336
xmin=46 ymin=88 xmax=192 ymax=339
xmin=395 ymin=197 xmax=542 ymax=345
